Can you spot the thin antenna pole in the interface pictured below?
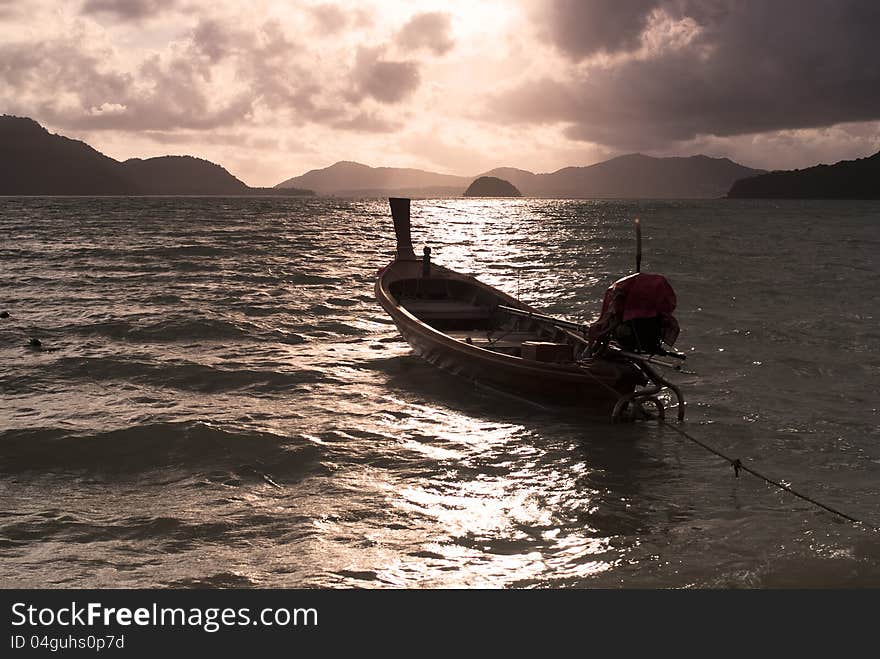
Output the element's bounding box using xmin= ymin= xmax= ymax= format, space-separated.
xmin=635 ymin=218 xmax=642 ymax=273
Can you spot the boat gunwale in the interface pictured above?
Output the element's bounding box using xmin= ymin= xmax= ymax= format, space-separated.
xmin=375 ymin=258 xmax=627 ymax=384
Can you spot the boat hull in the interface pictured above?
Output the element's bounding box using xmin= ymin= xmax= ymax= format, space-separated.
xmin=376 ymin=258 xmax=642 ymax=414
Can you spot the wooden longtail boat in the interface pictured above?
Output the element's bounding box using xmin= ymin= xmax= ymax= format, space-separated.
xmin=375 ymin=198 xmax=685 ymax=421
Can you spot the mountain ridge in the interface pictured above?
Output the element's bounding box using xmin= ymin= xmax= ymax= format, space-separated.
xmin=0 ymin=116 xmax=314 ymax=196
xmin=277 ymin=153 xmax=765 ymax=198
xmin=276 ymin=160 xmax=470 ymax=195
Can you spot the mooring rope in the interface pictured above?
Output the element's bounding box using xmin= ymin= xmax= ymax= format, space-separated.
xmin=561 ymin=339 xmax=879 ymax=533
xmin=656 ymin=416 xmax=880 ymax=533
xmin=478 ymin=308 xmax=875 ymax=532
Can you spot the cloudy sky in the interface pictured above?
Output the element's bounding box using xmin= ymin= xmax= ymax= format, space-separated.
xmin=2 ymin=0 xmax=879 ymax=186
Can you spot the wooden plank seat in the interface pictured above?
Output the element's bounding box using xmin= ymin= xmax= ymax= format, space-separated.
xmin=401 ymin=299 xmax=492 ymax=321
xmin=446 ymin=330 xmax=542 ymax=350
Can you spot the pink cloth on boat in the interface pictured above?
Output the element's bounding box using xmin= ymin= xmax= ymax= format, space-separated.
xmin=613 ymin=273 xmax=676 ymax=321
xmin=589 ymin=273 xmax=679 ymax=346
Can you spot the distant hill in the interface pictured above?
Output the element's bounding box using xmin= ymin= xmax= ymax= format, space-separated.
xmin=277 ymin=154 xmax=763 ymax=198
xmin=483 ymin=154 xmax=764 ymax=198
xmin=121 ymin=156 xmax=251 ymax=195
xmin=727 ymin=151 xmax=880 ymax=199
xmin=0 ymin=116 xmax=314 ymax=196
xmin=0 ymin=116 xmax=139 ymax=195
xmin=276 ymin=161 xmax=471 ymax=196
xmin=475 ymin=167 xmax=536 ymax=194
xmin=463 ymin=176 xmax=522 ymax=197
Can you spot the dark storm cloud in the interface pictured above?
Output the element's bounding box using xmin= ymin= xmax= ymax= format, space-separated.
xmin=542 ymin=0 xmax=657 ymax=57
xmin=81 ymin=0 xmax=180 ymax=20
xmin=0 ymin=36 xmax=253 ymax=131
xmin=499 ymin=0 xmax=880 ymax=149
xmin=396 ymin=12 xmax=455 ymax=55
xmin=191 ymin=18 xmax=242 ymax=62
xmin=0 ymin=39 xmax=132 ymax=115
xmin=0 ymin=16 xmax=405 ymax=136
xmin=350 ymin=47 xmax=421 ymax=104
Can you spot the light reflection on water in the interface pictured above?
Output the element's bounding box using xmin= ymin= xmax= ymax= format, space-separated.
xmin=1 ymin=196 xmax=879 ymax=588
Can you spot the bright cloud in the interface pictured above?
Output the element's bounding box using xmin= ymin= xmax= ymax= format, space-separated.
xmin=0 ymin=0 xmax=877 ymax=185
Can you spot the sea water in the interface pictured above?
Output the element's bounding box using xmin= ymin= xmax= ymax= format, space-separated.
xmin=1 ymin=196 xmax=878 ymax=587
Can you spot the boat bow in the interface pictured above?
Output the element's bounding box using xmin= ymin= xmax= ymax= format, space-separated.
xmin=375 ymin=198 xmax=686 ymax=422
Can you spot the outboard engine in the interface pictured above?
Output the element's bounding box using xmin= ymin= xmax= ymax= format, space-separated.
xmin=588 ymin=272 xmax=680 ymax=356
xmin=585 ymin=221 xmax=687 ymax=421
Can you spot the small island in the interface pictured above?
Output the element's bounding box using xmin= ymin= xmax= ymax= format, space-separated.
xmin=463 ymin=176 xmax=522 ymax=197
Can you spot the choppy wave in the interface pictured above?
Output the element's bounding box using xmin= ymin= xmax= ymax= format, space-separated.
xmin=1 ymin=196 xmax=879 ymax=588
xmin=0 ymin=421 xmax=326 ymax=476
